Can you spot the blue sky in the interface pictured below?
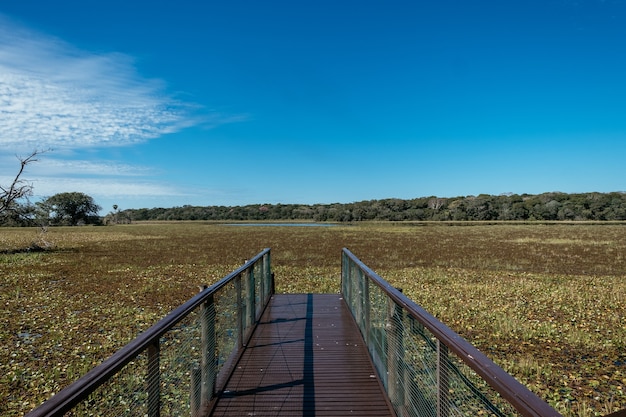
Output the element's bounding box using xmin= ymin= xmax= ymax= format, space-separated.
xmin=1 ymin=1 xmax=625 ymax=213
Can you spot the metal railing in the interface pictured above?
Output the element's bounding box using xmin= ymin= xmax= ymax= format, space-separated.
xmin=341 ymin=248 xmax=562 ymax=417
xmin=26 ymin=248 xmax=273 ymax=417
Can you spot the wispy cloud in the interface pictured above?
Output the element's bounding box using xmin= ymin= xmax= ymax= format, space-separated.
xmin=0 ymin=14 xmax=205 ymax=150
xmin=0 ymin=153 xmax=183 ymax=203
xmin=31 ymin=158 xmax=156 ymax=177
xmin=28 ymin=177 xmax=188 ymax=199
xmin=0 ymin=14 xmax=249 ymax=208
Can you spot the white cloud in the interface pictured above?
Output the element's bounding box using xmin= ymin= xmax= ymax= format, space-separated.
xmin=0 ymin=14 xmax=202 ymax=150
xmin=31 ymin=158 xmax=156 ymax=177
xmin=0 ymin=152 xmax=176 ymax=202
xmin=28 ymin=177 xmax=186 ymax=199
xmin=0 ymin=15 xmax=251 ymax=209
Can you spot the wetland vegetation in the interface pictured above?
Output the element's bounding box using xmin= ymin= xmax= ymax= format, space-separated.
xmin=1 ymin=222 xmax=625 ymax=416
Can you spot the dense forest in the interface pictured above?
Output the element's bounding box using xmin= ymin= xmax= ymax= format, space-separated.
xmin=120 ymin=192 xmax=626 ymax=222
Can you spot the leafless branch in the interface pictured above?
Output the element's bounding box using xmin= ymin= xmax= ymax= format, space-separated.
xmin=0 ymin=149 xmax=48 ymax=215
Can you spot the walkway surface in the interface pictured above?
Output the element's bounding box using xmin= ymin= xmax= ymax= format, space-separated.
xmin=210 ymin=293 xmax=395 ymax=417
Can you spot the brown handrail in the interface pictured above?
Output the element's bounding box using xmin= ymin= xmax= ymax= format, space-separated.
xmin=26 ymin=248 xmax=271 ymax=417
xmin=342 ymin=248 xmax=562 ymax=417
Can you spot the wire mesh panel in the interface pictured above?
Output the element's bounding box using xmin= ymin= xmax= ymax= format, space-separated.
xmin=389 ymin=307 xmax=520 ymax=417
xmin=65 ymin=353 xmax=150 ymax=417
xmin=341 ymin=248 xmax=562 ymax=417
xmin=27 ymin=248 xmax=273 ymax=417
xmin=367 ymin=279 xmax=389 ymax=390
xmin=212 ymin=277 xmax=240 ymax=394
xmin=159 ymin=310 xmax=201 ymax=416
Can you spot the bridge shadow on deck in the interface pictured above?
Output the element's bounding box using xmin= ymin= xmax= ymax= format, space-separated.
xmin=210 ymin=294 xmax=394 ymax=417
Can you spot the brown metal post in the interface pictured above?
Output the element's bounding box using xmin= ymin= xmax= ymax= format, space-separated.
xmin=262 ymin=252 xmax=272 ymax=301
xmin=201 ymin=294 xmax=216 ymax=410
xmin=260 ymin=254 xmax=266 ymax=303
xmin=354 ymin=269 xmax=363 ymax=331
xmin=387 ymin=299 xmax=404 ymax=407
xmin=235 ymin=275 xmax=243 ymax=348
xmin=362 ymin=273 xmax=370 ymax=346
xmin=247 ymin=267 xmax=255 ymax=330
xmin=341 ymin=254 xmax=349 ymax=303
xmin=340 ymin=253 xmax=346 ymax=299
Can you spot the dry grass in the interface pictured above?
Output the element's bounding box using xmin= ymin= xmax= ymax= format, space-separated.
xmin=1 ymin=222 xmax=625 ymax=416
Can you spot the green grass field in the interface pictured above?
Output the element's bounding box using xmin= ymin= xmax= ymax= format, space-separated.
xmin=1 ymin=222 xmax=625 ymax=416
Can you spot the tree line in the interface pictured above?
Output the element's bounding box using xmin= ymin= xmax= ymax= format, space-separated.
xmin=2 ymin=152 xmax=625 ymax=225
xmin=121 ymin=192 xmax=626 ymax=223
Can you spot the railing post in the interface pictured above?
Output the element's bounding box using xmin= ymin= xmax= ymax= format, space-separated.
xmin=345 ymin=254 xmax=355 ymax=310
xmin=361 ymin=273 xmax=370 ymax=346
xmin=201 ymin=294 xmax=216 ymax=410
xmin=147 ymin=340 xmax=160 ymax=417
xmin=341 ymin=252 xmax=348 ymax=298
xmin=437 ymin=341 xmax=450 ymax=417
xmin=354 ymin=269 xmax=361 ymax=329
xmin=344 ymin=255 xmax=352 ymax=307
xmin=247 ymin=266 xmax=255 ymax=329
xmin=260 ymin=254 xmax=266 ymax=304
xmin=263 ymin=251 xmax=272 ymax=300
xmin=387 ymin=300 xmax=404 ymax=407
xmin=236 ymin=274 xmax=244 ymax=348
xmin=353 ymin=268 xmax=363 ymax=331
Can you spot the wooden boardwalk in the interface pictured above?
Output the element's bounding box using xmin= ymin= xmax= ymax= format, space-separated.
xmin=210 ymin=294 xmax=395 ymax=417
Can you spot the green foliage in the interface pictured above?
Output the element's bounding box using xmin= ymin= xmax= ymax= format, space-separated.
xmin=119 ymin=192 xmax=626 ymax=223
xmin=1 ymin=224 xmax=625 ymax=416
xmin=102 ymin=204 xmax=131 ymax=225
xmin=37 ymin=192 xmax=102 ymax=226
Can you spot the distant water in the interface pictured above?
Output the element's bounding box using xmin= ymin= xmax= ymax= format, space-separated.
xmin=224 ymin=223 xmax=337 ymax=227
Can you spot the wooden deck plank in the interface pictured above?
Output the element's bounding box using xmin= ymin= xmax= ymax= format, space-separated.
xmin=210 ymin=294 xmax=395 ymax=417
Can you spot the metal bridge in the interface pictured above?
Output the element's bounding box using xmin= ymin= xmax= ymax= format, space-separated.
xmin=27 ymin=248 xmax=569 ymax=417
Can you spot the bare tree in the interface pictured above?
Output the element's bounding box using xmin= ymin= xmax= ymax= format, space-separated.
xmin=0 ymin=150 xmax=46 ymax=219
